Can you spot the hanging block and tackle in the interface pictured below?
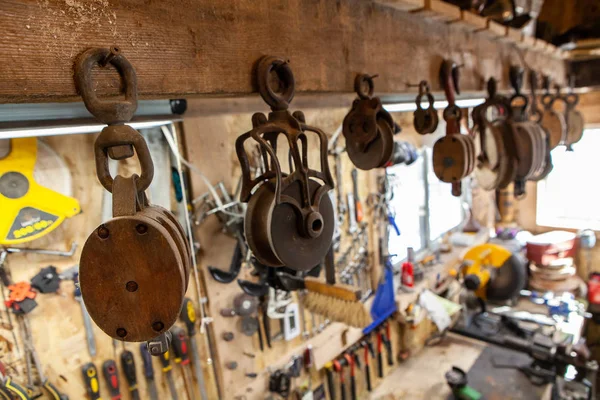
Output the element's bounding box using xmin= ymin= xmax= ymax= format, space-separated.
xmin=75 ymin=47 xmax=190 ymax=350
xmin=235 ymin=55 xmax=335 ymax=272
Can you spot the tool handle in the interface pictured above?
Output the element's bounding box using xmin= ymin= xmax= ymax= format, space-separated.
xmin=189 ymin=340 xmax=209 ymax=400
xmin=4 ymin=378 xmax=31 ymax=400
xmin=139 ymin=344 xmax=154 ymax=379
xmin=159 ymin=350 xmax=173 ymax=372
xmin=325 ymin=365 xmax=335 ymax=400
xmin=365 ymin=364 xmax=372 ymax=392
xmin=384 ymin=323 xmax=394 ymax=366
xmin=350 ymin=376 xmax=357 ymax=400
xmin=170 ymin=327 xmax=190 ymax=365
xmin=340 ymin=382 xmax=346 ymax=400
xmin=43 ymin=379 xmax=69 ymax=400
xmin=81 ymin=363 xmax=101 ymax=400
xmin=120 ymin=350 xmax=138 ymax=396
xmin=179 ymin=298 xmax=197 ymax=336
xmin=102 ymin=360 xmax=121 ymax=399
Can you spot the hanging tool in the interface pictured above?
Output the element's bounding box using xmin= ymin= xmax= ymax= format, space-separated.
xmin=81 ymin=362 xmax=101 ymax=400
xmin=362 ymin=340 xmax=374 ymax=392
xmin=303 ymin=346 xmax=314 ymax=393
xmin=351 ymin=169 xmax=363 ymax=224
xmin=30 ymin=266 xmax=61 ymax=293
xmin=139 ymin=344 xmax=159 ymax=400
xmin=384 ymin=322 xmax=393 ymax=366
xmin=342 ymin=74 xmax=396 ymax=170
xmin=0 ymin=137 xmax=81 ymax=245
xmin=4 ymin=377 xmax=31 ymax=400
xmin=179 ymin=298 xmax=208 ymax=400
xmin=268 ymin=369 xmax=291 ymax=398
xmin=17 ymin=315 xmax=68 ymax=399
xmin=334 ymin=359 xmax=346 ymax=400
xmin=413 ymin=80 xmax=438 ymax=134
xmin=65 ymin=270 xmax=96 ymax=358
xmin=170 ymin=327 xmax=194 ymax=400
xmin=158 ymin=351 xmax=178 ymax=400
xmin=5 ymin=282 xmax=37 ymax=314
xmin=3 ymin=243 xmax=77 ymax=258
xmin=324 ymin=362 xmax=335 ymax=400
xmin=120 ymin=350 xmax=139 ymax=400
xmin=344 ymin=353 xmax=357 ymax=400
xmin=376 ymin=331 xmax=384 ymax=378
xmin=236 ymin=55 xmax=335 ymax=272
xmin=102 ymin=360 xmax=121 ymax=400
xmin=76 ymin=47 xmax=189 ymax=344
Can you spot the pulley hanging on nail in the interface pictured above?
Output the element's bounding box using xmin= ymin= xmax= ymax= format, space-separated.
xmin=75 ymin=47 xmax=190 ymax=344
xmin=342 ymin=74 xmax=395 ymax=170
xmin=236 ymin=56 xmax=335 ymax=272
xmin=413 ymin=80 xmax=438 ymax=135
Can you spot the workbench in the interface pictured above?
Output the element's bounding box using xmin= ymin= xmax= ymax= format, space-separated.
xmin=371 ymin=299 xmax=588 ymax=399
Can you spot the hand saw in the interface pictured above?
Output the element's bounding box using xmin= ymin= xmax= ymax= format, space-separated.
xmin=0 ymin=138 xmax=80 ymax=245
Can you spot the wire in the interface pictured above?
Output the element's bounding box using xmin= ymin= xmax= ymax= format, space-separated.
xmin=160 ymin=125 xmax=208 ymax=327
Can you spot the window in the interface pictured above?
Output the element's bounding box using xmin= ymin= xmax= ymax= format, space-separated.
xmin=387 ymin=148 xmax=464 ymax=264
xmin=536 ymin=129 xmax=600 ymax=230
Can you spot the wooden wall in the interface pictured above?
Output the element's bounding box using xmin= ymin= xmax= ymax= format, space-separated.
xmin=1 ymin=132 xmax=214 ymax=399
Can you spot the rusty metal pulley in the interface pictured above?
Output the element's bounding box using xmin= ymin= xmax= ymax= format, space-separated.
xmin=413 ymin=80 xmax=438 ymax=135
xmin=236 ymin=56 xmax=335 ymax=272
xmin=342 ymin=74 xmax=395 ymax=170
xmin=75 ymin=47 xmax=190 ymax=345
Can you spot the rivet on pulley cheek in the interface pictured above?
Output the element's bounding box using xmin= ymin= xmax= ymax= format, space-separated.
xmin=116 ymin=328 xmax=127 ymax=338
xmin=126 ymin=281 xmax=138 ymax=292
xmin=136 ymin=224 xmax=148 ymax=234
xmin=152 ymin=321 xmax=164 ymax=332
xmin=97 ymin=225 xmax=109 ymax=239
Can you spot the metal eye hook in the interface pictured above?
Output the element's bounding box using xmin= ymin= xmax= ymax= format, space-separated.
xmin=440 ymin=60 xmax=460 ymax=105
xmin=354 ymin=73 xmax=378 ymax=99
xmin=509 ymin=66 xmax=524 ymax=95
xmin=256 ymin=56 xmax=295 ymax=111
xmin=418 ymin=80 xmax=431 ymax=96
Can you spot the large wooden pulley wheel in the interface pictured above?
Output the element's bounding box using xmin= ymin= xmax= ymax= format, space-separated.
xmin=245 ymin=178 xmax=334 ymax=272
xmin=433 ymin=135 xmax=469 ymax=183
xmin=80 ymin=207 xmax=187 ymax=342
xmin=564 ymin=93 xmax=584 ymax=150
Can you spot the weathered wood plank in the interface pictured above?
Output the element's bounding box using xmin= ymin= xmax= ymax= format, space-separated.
xmin=0 ymin=0 xmax=566 ymax=104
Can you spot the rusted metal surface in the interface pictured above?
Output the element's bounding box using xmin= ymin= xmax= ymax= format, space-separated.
xmin=76 ymin=47 xmax=189 ymax=343
xmin=236 ymin=55 xmax=335 ymax=272
xmin=413 ymin=80 xmax=439 ymax=135
xmin=432 ymin=60 xmax=474 ymax=197
xmin=342 ymin=74 xmax=395 ymax=170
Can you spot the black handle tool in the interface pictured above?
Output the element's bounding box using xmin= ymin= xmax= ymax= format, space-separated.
xmin=120 ymin=350 xmax=139 ymax=400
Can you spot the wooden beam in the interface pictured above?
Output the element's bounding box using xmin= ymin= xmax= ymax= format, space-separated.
xmin=570 ymin=59 xmax=600 ymax=89
xmin=0 ymin=0 xmax=566 ymax=104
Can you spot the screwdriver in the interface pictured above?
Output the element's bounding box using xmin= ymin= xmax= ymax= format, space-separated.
xmin=4 ymin=377 xmax=31 ymax=400
xmin=334 ymin=359 xmax=346 ymax=400
xmin=179 ymin=298 xmax=208 ymax=400
xmin=102 ymin=360 xmax=121 ymax=400
xmin=344 ymin=353 xmax=357 ymax=400
xmin=170 ymin=326 xmax=194 ymax=400
xmin=139 ymin=344 xmax=159 ymax=400
xmin=120 ymin=350 xmax=139 ymax=400
xmin=159 ymin=350 xmax=179 ymax=400
xmin=81 ymin=362 xmax=102 ymax=400
xmin=376 ymin=331 xmax=384 ymax=378
xmin=324 ymin=362 xmax=335 ymax=400
xmin=361 ymin=340 xmax=374 ymax=391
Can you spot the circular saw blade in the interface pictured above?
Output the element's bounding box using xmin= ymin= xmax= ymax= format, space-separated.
xmin=487 ymin=254 xmax=527 ymax=302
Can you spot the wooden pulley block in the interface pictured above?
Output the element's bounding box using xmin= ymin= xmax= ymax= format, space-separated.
xmin=529 ymin=125 xmax=553 ymax=182
xmin=540 ymin=92 xmax=567 ymax=150
xmin=413 ymin=80 xmax=439 ymax=135
xmin=563 ymin=93 xmax=585 ymax=150
xmin=236 ymin=56 xmax=335 ymax=272
xmin=528 ymin=123 xmax=551 ymax=182
xmin=432 ymin=134 xmax=470 ymax=183
xmin=75 ymin=47 xmax=190 ymax=343
xmin=343 ymin=74 xmax=395 ymax=170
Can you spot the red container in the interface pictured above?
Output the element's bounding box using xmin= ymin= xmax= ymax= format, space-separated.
xmin=526 ymin=231 xmax=576 ymax=266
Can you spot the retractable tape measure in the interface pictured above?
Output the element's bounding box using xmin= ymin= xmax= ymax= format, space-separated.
xmin=0 ymin=138 xmax=81 ymax=245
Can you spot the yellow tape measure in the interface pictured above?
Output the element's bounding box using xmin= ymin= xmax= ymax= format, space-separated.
xmin=0 ymin=138 xmax=81 ymax=245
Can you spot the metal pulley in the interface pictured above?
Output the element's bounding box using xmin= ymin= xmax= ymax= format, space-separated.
xmin=413 ymin=80 xmax=438 ymax=135
xmin=75 ymin=47 xmax=190 ymax=345
xmin=236 ymin=56 xmax=335 ymax=272
xmin=342 ymin=74 xmax=395 ymax=170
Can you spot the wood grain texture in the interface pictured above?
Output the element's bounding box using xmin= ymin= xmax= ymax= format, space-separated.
xmin=0 ymin=0 xmax=566 ymax=103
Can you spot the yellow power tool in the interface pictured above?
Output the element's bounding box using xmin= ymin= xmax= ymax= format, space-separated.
xmin=461 ymin=243 xmax=526 ymax=302
xmin=0 ymin=138 xmax=81 ymax=245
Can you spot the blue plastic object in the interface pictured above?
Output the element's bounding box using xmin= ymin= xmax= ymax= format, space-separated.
xmin=363 ymin=258 xmax=397 ymax=334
